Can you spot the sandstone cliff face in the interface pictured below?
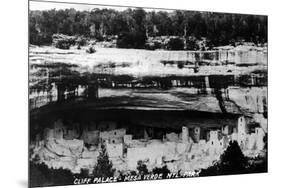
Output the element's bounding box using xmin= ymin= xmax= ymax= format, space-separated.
xmin=226 ymin=86 xmax=268 ymax=133
xmin=31 ymin=138 xmax=99 ymax=173
xmin=227 ymin=87 xmax=267 ymax=114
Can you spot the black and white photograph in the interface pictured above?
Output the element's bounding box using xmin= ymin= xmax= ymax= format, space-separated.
xmin=28 ymin=0 xmax=268 ymax=187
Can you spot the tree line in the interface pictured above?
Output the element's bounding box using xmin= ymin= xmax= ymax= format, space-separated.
xmin=29 ymin=8 xmax=267 ymax=47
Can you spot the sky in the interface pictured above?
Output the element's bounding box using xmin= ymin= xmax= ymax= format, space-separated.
xmin=29 ymin=0 xmax=173 ymax=12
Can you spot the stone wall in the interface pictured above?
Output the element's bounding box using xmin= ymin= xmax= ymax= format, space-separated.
xmin=100 ymin=129 xmax=126 ymax=144
xmin=31 ymin=115 xmax=266 ymax=174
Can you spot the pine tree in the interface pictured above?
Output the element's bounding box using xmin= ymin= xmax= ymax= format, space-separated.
xmin=152 ymin=165 xmax=170 ymax=178
xmin=220 ymin=140 xmax=248 ymax=171
xmin=199 ymin=140 xmax=249 ymax=176
xmin=92 ymin=142 xmax=115 ymax=177
xmin=136 ymin=160 xmax=149 ymax=175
